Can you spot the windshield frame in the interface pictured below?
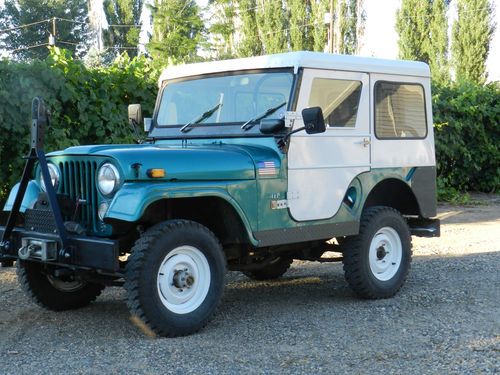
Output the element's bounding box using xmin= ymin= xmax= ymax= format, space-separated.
xmin=148 ymin=68 xmax=297 ymax=140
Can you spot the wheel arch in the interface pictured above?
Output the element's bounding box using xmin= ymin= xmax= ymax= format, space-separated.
xmin=139 ymin=196 xmax=256 ymax=248
xmin=363 ymin=178 xmax=420 ymax=216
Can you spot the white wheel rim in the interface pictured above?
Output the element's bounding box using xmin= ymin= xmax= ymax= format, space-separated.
xmin=368 ymin=227 xmax=403 ymax=281
xmin=157 ymin=245 xmax=211 ymax=314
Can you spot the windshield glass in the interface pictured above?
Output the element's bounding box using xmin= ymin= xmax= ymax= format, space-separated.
xmin=156 ymin=71 xmax=293 ymax=128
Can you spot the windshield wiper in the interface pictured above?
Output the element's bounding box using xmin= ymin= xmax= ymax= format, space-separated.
xmin=241 ymin=101 xmax=287 ymax=131
xmin=180 ymin=102 xmax=223 ymax=133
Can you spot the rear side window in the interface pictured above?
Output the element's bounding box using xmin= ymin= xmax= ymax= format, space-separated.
xmin=375 ymin=82 xmax=427 ymax=139
xmin=308 ymin=78 xmax=362 ymax=128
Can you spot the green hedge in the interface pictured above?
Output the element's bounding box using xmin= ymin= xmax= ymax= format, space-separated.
xmin=433 ymin=81 xmax=500 ymax=199
xmin=0 ymin=48 xmax=158 ymax=203
xmin=0 ymin=49 xmax=499 ymax=205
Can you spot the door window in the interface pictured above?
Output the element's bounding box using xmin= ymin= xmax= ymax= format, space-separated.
xmin=308 ymin=78 xmax=362 ymax=128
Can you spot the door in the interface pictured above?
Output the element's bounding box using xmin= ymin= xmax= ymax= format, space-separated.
xmin=287 ymin=69 xmax=370 ymax=221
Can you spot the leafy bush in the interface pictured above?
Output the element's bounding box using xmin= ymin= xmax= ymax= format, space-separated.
xmin=0 ymin=47 xmax=159 ymax=203
xmin=433 ymin=81 xmax=500 ymax=200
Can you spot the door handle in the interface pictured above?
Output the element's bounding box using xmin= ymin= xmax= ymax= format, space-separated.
xmin=355 ymin=138 xmax=371 ymax=147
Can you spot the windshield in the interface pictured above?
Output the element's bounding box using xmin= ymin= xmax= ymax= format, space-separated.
xmin=155 ymin=71 xmax=294 ymax=130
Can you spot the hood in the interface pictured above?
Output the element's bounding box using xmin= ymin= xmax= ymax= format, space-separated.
xmin=48 ymin=143 xmax=281 ymax=181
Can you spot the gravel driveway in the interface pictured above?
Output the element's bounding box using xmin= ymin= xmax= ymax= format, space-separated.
xmin=1 ymin=196 xmax=499 ymax=374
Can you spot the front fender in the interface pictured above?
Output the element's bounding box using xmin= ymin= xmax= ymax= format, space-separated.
xmin=3 ymin=181 xmax=41 ymax=212
xmin=105 ymin=182 xmax=258 ymax=246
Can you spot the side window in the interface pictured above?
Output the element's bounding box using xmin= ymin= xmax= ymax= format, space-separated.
xmin=375 ymin=82 xmax=427 ymax=139
xmin=308 ymin=78 xmax=362 ymax=128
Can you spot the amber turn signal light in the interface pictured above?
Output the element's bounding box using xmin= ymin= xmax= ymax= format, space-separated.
xmin=147 ymin=168 xmax=166 ymax=178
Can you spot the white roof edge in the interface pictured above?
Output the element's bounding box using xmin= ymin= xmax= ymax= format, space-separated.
xmin=158 ymin=51 xmax=430 ymax=86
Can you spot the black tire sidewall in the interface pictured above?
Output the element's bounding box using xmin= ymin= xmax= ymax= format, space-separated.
xmin=137 ymin=223 xmax=225 ymax=334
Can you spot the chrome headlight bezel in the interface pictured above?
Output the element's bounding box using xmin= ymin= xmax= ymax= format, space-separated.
xmin=40 ymin=163 xmax=61 ymax=191
xmin=97 ymin=163 xmax=121 ymax=197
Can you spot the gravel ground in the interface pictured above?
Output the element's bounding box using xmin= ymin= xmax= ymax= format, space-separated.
xmin=0 ymin=196 xmax=499 ymax=374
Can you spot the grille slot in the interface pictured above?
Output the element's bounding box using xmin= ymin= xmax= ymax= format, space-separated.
xmin=59 ymin=161 xmax=98 ymax=232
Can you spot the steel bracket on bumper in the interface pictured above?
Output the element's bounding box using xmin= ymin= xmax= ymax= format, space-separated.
xmin=0 ymin=227 xmax=119 ymax=272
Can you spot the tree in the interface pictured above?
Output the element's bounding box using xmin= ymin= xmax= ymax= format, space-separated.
xmin=428 ymin=0 xmax=449 ymax=83
xmin=147 ymin=0 xmax=205 ymax=66
xmin=334 ymin=0 xmax=365 ymax=54
xmin=256 ymin=0 xmax=288 ymax=54
xmin=0 ymin=0 xmax=89 ymax=60
xmin=208 ymin=0 xmax=237 ymax=58
xmin=103 ymin=0 xmax=143 ymax=55
xmin=395 ymin=0 xmax=431 ymax=62
xmin=288 ymin=0 xmax=314 ymax=51
xmin=310 ymin=0 xmax=328 ymax=52
xmin=452 ymin=0 xmax=495 ymax=84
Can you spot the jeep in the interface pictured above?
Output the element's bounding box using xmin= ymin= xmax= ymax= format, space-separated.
xmin=0 ymin=52 xmax=440 ymax=337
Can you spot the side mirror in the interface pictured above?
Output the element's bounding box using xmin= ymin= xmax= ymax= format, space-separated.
xmin=301 ymin=107 xmax=326 ymax=134
xmin=260 ymin=118 xmax=285 ymax=134
xmin=128 ymin=104 xmax=143 ymax=126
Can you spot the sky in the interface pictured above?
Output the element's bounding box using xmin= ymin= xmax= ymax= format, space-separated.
xmin=198 ymin=0 xmax=500 ymax=82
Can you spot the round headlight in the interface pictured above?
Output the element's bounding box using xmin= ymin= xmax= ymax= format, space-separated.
xmin=98 ymin=163 xmax=121 ymax=196
xmin=40 ymin=163 xmax=60 ymax=191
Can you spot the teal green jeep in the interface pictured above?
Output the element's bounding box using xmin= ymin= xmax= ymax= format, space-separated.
xmin=0 ymin=52 xmax=439 ymax=337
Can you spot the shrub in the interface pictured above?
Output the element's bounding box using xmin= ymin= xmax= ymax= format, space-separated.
xmin=433 ymin=81 xmax=500 ymax=199
xmin=0 ymin=47 xmax=159 ymax=203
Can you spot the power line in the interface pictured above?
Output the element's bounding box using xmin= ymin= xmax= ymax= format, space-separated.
xmin=0 ymin=19 xmax=51 ymax=34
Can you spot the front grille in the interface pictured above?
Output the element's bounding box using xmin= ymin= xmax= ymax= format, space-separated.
xmin=58 ymin=160 xmax=98 ymax=232
xmin=25 ymin=208 xmax=57 ymax=233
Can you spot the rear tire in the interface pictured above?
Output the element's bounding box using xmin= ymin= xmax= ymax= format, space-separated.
xmin=342 ymin=206 xmax=412 ymax=299
xmin=17 ymin=261 xmax=104 ymax=311
xmin=125 ymin=220 xmax=226 ymax=337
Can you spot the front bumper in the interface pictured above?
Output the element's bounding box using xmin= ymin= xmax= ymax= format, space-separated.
xmin=0 ymin=227 xmax=119 ymax=272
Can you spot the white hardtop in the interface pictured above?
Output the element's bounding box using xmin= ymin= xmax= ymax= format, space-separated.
xmin=159 ymin=51 xmax=430 ymax=85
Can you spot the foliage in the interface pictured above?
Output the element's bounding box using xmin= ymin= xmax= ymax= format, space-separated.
xmin=103 ymin=0 xmax=143 ymax=54
xmin=256 ymin=0 xmax=288 ymax=54
xmin=0 ymin=47 xmax=159 ymax=203
xmin=396 ymin=0 xmax=431 ymax=63
xmin=428 ymin=0 xmax=449 ymax=83
xmin=147 ymin=0 xmax=205 ymax=67
xmin=452 ymin=0 xmax=495 ymax=84
xmin=0 ymin=0 xmax=89 ymax=60
xmin=208 ymin=0 xmax=237 ymax=58
xmin=287 ymin=0 xmax=314 ymax=51
xmin=433 ymin=81 xmax=500 ymax=198
xmin=333 ymin=0 xmax=365 ymax=54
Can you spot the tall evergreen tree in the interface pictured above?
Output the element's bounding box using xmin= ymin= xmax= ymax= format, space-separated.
xmin=310 ymin=0 xmax=328 ymax=52
xmin=103 ymin=0 xmax=143 ymax=55
xmin=208 ymin=0 xmax=237 ymax=58
xmin=396 ymin=0 xmax=431 ymax=62
xmin=256 ymin=0 xmax=288 ymax=54
xmin=288 ymin=0 xmax=314 ymax=51
xmin=147 ymin=0 xmax=204 ymax=66
xmin=236 ymin=0 xmax=262 ymax=57
xmin=428 ymin=0 xmax=449 ymax=83
xmin=452 ymin=0 xmax=495 ymax=83
xmin=334 ymin=0 xmax=364 ymax=54
xmin=0 ymin=0 xmax=89 ymax=60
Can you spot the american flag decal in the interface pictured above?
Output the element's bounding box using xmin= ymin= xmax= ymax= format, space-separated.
xmin=258 ymin=161 xmax=277 ymax=176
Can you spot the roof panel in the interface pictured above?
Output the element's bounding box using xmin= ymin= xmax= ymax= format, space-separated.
xmin=158 ymin=51 xmax=430 ymax=85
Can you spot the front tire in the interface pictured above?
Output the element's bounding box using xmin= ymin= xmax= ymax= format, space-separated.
xmin=125 ymin=220 xmax=226 ymax=337
xmin=342 ymin=206 xmax=412 ymax=299
xmin=17 ymin=261 xmax=104 ymax=311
